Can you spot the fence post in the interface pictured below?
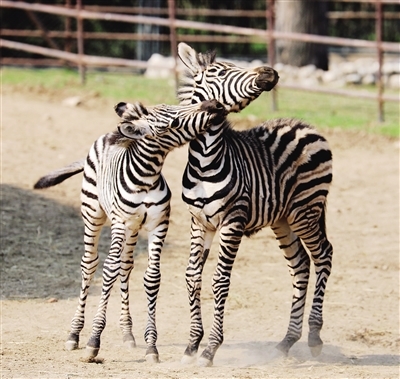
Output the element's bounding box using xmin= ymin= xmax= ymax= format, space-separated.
xmin=76 ymin=0 xmax=86 ymax=84
xmin=375 ymin=0 xmax=384 ymax=123
xmin=267 ymin=0 xmax=277 ymax=112
xmin=168 ymin=0 xmax=179 ymax=91
xmin=65 ymin=0 xmax=72 ymax=54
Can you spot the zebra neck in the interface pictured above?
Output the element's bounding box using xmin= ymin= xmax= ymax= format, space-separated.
xmin=120 ymin=139 xmax=169 ymax=186
xmin=188 ymin=120 xmax=229 ymax=166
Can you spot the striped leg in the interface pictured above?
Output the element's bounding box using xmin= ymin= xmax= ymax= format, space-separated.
xmin=182 ymin=219 xmax=215 ymax=365
xmin=119 ymin=231 xmax=138 ymax=349
xmin=198 ymin=221 xmax=245 ymax=367
xmin=143 ymin=222 xmax=169 ymax=363
xmin=289 ymin=206 xmax=333 ymax=357
xmin=271 ymin=218 xmax=311 ymax=355
xmin=65 ymin=205 xmax=106 ymax=351
xmin=86 ymin=222 xmax=126 ymax=359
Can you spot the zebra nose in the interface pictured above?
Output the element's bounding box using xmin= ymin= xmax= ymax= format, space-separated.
xmin=200 ymin=99 xmax=226 ymax=114
xmin=255 ymin=67 xmax=279 ymax=91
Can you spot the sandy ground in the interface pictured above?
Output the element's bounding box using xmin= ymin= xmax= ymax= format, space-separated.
xmin=1 ymin=86 xmax=399 ymax=379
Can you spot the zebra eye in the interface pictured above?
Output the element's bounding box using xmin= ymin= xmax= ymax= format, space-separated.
xmin=218 ymin=69 xmax=227 ymax=77
xmin=171 ymin=118 xmax=179 ymax=128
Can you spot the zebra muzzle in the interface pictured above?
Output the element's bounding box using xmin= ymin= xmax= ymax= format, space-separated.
xmin=255 ymin=67 xmax=279 ymax=91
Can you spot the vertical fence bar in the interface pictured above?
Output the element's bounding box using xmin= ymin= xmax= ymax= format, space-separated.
xmin=375 ymin=0 xmax=384 ymax=123
xmin=267 ymin=0 xmax=277 ymax=112
xmin=76 ymin=0 xmax=85 ymax=84
xmin=65 ymin=0 xmax=72 ymax=54
xmin=168 ymin=0 xmax=179 ymax=91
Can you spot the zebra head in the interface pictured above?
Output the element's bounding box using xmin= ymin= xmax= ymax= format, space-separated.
xmin=115 ymin=99 xmax=227 ymax=146
xmin=177 ymin=42 xmax=279 ymax=112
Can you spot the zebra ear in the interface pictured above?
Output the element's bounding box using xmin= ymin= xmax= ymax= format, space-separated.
xmin=118 ymin=120 xmax=150 ymax=140
xmin=114 ymin=101 xmax=148 ymax=121
xmin=178 ymin=43 xmax=202 ymax=74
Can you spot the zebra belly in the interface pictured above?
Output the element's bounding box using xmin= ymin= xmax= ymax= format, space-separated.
xmin=98 ymin=186 xmax=170 ymax=232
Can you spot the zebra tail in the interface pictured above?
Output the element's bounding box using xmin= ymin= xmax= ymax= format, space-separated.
xmin=34 ymin=159 xmax=85 ymax=189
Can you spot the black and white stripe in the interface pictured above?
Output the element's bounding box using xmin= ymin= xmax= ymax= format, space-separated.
xmin=34 ymin=99 xmax=226 ymax=362
xmin=176 ymin=44 xmax=332 ymax=366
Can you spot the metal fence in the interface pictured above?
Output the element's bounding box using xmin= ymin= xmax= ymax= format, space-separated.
xmin=1 ymin=0 xmax=399 ymax=121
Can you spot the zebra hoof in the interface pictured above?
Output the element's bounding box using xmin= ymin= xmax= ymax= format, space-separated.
xmin=275 ymin=341 xmax=290 ymax=356
xmin=145 ymin=353 xmax=160 ymax=363
xmin=308 ymin=332 xmax=323 ymax=357
xmin=276 ymin=334 xmax=299 ymax=356
xmin=181 ymin=354 xmax=196 ymax=365
xmin=197 ymin=356 xmax=213 ymax=367
xmin=65 ymin=340 xmax=78 ymax=351
xmin=309 ymin=343 xmax=323 ymax=357
xmin=124 ymin=340 xmax=136 ymax=349
xmin=85 ymin=346 xmax=100 ymax=359
xmin=123 ymin=334 xmax=136 ymax=349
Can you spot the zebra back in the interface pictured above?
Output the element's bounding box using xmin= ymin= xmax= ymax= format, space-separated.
xmin=183 ymin=117 xmax=332 ymax=232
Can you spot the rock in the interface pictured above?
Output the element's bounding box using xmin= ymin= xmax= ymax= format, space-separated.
xmin=345 ymin=73 xmax=362 ymax=85
xmin=62 ymin=96 xmax=82 ymax=107
xmin=145 ymin=53 xmax=176 ymax=79
xmin=362 ymin=73 xmax=376 ymax=85
xmin=387 ymin=74 xmax=400 ymax=88
xmin=298 ymin=64 xmax=317 ymax=78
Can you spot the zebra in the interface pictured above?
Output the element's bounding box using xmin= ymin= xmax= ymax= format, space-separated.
xmin=34 ymin=99 xmax=227 ymax=362
xmin=32 ymin=43 xmax=285 ymax=364
xmin=177 ymin=45 xmax=333 ymax=367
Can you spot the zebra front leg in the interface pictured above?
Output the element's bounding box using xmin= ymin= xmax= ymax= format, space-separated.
xmin=271 ymin=218 xmax=311 ymax=356
xmin=198 ymin=222 xmax=244 ymax=367
xmin=119 ymin=231 xmax=139 ymax=350
xmin=65 ymin=208 xmax=106 ymax=351
xmin=143 ymin=223 xmax=169 ymax=363
xmin=85 ymin=222 xmax=126 ymax=359
xmin=182 ymin=222 xmax=215 ymax=365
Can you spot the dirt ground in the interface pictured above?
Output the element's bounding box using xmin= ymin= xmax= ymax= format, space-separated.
xmin=1 ymin=85 xmax=399 ymax=379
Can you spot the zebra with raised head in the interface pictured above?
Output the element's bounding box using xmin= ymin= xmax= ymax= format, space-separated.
xmin=34 ymin=99 xmax=227 ymax=362
xmin=176 ymin=44 xmax=333 ymax=367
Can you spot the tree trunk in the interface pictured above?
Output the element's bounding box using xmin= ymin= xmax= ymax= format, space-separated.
xmin=275 ymin=0 xmax=329 ymax=70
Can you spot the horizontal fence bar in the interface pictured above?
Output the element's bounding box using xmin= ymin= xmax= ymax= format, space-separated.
xmin=328 ymin=11 xmax=400 ymax=19
xmin=1 ymin=1 xmax=399 ymax=53
xmin=76 ymin=6 xmax=400 ymax=19
xmin=0 ymin=30 xmax=262 ymax=43
xmin=280 ymin=84 xmax=399 ymax=103
xmin=329 ymin=0 xmax=399 ymax=3
xmin=0 ymin=38 xmax=148 ymax=69
xmin=83 ymin=6 xmax=268 ymax=18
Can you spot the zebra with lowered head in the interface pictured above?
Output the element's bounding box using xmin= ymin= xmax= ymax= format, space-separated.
xmin=177 ymin=43 xmax=333 ymax=367
xmin=34 ymin=99 xmax=227 ymax=362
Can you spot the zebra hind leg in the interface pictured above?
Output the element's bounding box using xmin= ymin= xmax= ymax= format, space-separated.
xmin=289 ymin=206 xmax=333 ymax=357
xmin=271 ymin=218 xmax=311 ymax=356
xmin=119 ymin=231 xmax=139 ymax=350
xmin=85 ymin=222 xmax=127 ymax=359
xmin=65 ymin=209 xmax=106 ymax=351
